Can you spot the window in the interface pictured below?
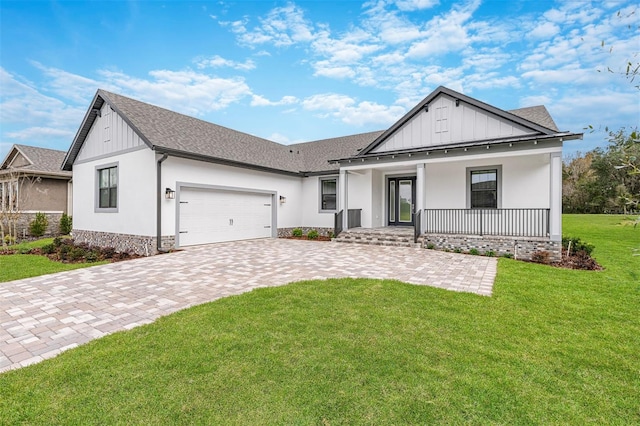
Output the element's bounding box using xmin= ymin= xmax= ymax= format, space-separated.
xmin=97 ymin=165 xmax=118 ymax=209
xmin=470 ymin=169 xmax=497 ymax=208
xmin=0 ymin=181 xmax=18 ymax=212
xmin=320 ymin=177 xmax=337 ymax=212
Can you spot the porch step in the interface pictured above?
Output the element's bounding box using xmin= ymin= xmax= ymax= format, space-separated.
xmin=334 ymin=228 xmax=419 ymax=248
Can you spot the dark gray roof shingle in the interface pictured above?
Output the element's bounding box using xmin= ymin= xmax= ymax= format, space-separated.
xmin=0 ymin=145 xmax=70 ymax=177
xmin=64 ymin=88 xmax=570 ymax=174
xmin=290 ymin=131 xmax=385 ymax=173
xmin=508 ymin=106 xmax=559 ymax=131
xmin=101 ymin=90 xmax=306 ymax=174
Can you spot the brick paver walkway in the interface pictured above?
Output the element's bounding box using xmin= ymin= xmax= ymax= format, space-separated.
xmin=1 ymin=239 xmax=496 ymax=373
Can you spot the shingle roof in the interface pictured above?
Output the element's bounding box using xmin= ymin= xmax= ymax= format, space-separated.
xmin=99 ymin=90 xmax=306 ymax=174
xmin=508 ymin=106 xmax=559 ymax=131
xmin=290 ymin=131 xmax=385 ymax=173
xmin=0 ymin=144 xmax=71 ymax=177
xmin=64 ymin=88 xmax=571 ymax=175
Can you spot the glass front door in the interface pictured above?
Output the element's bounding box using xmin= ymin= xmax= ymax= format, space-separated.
xmin=388 ymin=177 xmax=416 ymax=226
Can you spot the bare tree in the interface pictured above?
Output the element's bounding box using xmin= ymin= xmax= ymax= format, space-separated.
xmin=0 ymin=170 xmax=37 ymax=249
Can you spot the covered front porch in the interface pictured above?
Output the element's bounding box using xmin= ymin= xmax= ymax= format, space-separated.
xmin=332 ymin=147 xmax=564 ymax=261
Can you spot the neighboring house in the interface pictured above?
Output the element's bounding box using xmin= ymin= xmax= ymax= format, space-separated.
xmin=0 ymin=144 xmax=72 ymax=237
xmin=62 ymin=87 xmax=581 ymax=259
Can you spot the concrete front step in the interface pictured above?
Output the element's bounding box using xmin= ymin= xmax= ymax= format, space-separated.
xmin=335 ymin=230 xmax=419 ymax=248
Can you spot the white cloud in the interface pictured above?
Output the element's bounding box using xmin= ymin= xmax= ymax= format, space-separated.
xmin=97 ymin=69 xmax=253 ymax=115
xmin=405 ymin=0 xmax=481 ymax=58
xmin=30 ymin=61 xmax=99 ymax=104
xmin=6 ymin=127 xmax=75 ymax=140
xmin=233 ymin=4 xmax=314 ymax=48
xmin=528 ymin=21 xmax=560 ymax=39
xmin=302 ymin=93 xmax=405 ymax=127
xmin=250 ymin=95 xmax=298 ymax=107
xmin=195 ymin=55 xmax=256 ymax=71
xmin=519 ymin=95 xmax=553 ymax=107
xmin=394 ymin=0 xmax=439 ymax=12
xmin=0 ymin=67 xmax=86 ymax=129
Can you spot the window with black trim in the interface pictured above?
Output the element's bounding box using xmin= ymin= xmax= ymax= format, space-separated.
xmin=98 ymin=166 xmax=118 ymax=209
xmin=470 ymin=169 xmax=497 ymax=208
xmin=320 ymin=177 xmax=337 ymax=211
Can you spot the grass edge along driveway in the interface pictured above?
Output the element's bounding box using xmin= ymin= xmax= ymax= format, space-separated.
xmin=0 ymin=238 xmax=107 ymax=283
xmin=0 ymin=214 xmax=639 ymax=424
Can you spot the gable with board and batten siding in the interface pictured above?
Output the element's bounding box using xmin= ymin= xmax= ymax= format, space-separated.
xmin=371 ymin=93 xmax=540 ymax=154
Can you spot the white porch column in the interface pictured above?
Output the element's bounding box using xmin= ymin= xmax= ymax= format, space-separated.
xmin=416 ymin=163 xmax=425 ymax=231
xmin=549 ymin=152 xmax=562 ymax=241
xmin=339 ymin=169 xmax=348 ymax=230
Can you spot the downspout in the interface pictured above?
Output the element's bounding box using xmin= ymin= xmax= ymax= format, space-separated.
xmin=157 ymin=153 xmax=169 ymax=253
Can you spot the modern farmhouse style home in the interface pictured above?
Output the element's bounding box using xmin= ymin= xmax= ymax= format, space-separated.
xmin=62 ymin=87 xmax=581 ymax=259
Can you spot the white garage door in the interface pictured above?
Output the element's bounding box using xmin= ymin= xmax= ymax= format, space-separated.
xmin=178 ymin=187 xmax=273 ymax=247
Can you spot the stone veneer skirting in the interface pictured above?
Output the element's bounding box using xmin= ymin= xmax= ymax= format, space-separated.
xmin=72 ymin=229 xmax=176 ymax=256
xmin=278 ymin=227 xmax=335 ymax=237
xmin=7 ymin=212 xmax=64 ymax=239
xmin=420 ymin=233 xmax=561 ymax=262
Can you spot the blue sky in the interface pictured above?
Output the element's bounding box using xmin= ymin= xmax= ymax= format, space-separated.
xmin=1 ymin=0 xmax=638 ymax=162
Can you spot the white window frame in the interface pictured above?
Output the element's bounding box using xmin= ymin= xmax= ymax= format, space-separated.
xmin=318 ymin=176 xmax=338 ymax=213
xmin=95 ymin=162 xmax=119 ymax=213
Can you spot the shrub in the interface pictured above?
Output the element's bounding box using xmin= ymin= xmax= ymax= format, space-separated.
xmin=485 ymin=250 xmax=496 ymax=257
xmin=562 ymin=236 xmax=595 ymax=256
xmin=41 ymin=243 xmax=55 ymax=255
xmin=53 ymin=237 xmax=63 ymax=247
xmin=59 ymin=214 xmax=72 ymax=235
xmin=100 ymin=247 xmax=117 ymax=259
xmin=58 ymin=244 xmax=71 ymax=261
xmin=29 ymin=212 xmax=49 ymax=237
xmin=291 ymin=228 xmax=303 ymax=237
xmin=307 ymin=229 xmax=319 ymax=240
xmin=327 ymin=231 xmax=335 ymax=239
xmin=502 ymin=253 xmax=514 ymax=259
xmin=3 ymin=235 xmax=16 ymax=246
xmin=68 ymin=247 xmax=87 ymax=262
xmin=85 ymin=251 xmax=100 ymax=263
xmin=453 ymin=248 xmax=462 ymax=253
xmin=531 ymin=250 xmax=551 ymax=264
xmin=469 ymin=248 xmax=480 ymax=256
xmin=426 ymin=243 xmax=435 ymax=249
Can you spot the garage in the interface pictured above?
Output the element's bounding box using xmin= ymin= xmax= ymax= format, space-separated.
xmin=178 ymin=186 xmax=274 ymax=247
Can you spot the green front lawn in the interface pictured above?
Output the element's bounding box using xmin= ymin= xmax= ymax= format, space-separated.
xmin=0 ymin=215 xmax=638 ymax=424
xmin=0 ymin=238 xmax=106 ymax=283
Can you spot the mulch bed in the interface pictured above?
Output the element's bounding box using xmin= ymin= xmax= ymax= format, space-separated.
xmin=281 ymin=236 xmax=332 ymax=242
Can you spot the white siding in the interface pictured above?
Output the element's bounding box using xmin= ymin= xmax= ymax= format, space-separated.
xmin=373 ymin=94 xmax=536 ymax=153
xmin=423 ymin=154 xmax=550 ymax=209
xmin=161 ymin=158 xmax=339 ymax=236
xmin=300 ymin=176 xmax=336 ymax=229
xmin=73 ymin=148 xmax=156 ymax=236
xmin=76 ymin=103 xmax=145 ymax=162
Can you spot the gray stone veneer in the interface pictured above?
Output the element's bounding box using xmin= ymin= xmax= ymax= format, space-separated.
xmin=72 ymin=229 xmax=176 ymax=256
xmin=278 ymin=227 xmax=335 ymax=237
xmin=10 ymin=212 xmax=64 ymax=239
xmin=420 ymin=233 xmax=561 ymax=262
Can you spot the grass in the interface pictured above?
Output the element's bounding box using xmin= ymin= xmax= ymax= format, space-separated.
xmin=0 ymin=215 xmax=639 ymax=424
xmin=0 ymin=237 xmax=106 ymax=283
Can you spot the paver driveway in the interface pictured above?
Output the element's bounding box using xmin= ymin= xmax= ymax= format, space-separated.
xmin=1 ymin=239 xmax=497 ymax=373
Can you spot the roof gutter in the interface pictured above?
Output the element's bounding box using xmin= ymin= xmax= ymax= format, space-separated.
xmin=156 ymin=153 xmax=170 ymax=253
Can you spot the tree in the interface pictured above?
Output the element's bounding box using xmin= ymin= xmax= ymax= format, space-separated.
xmin=0 ymin=170 xmax=37 ymax=248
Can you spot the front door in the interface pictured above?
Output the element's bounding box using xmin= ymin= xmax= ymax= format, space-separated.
xmin=388 ymin=177 xmax=416 ymax=226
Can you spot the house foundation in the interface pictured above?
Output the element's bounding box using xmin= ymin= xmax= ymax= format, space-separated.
xmin=72 ymin=229 xmax=175 ymax=256
xmin=420 ymin=233 xmax=562 ymax=262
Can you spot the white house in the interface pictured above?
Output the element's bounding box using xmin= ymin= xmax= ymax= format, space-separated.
xmin=62 ymin=87 xmax=581 ymax=259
